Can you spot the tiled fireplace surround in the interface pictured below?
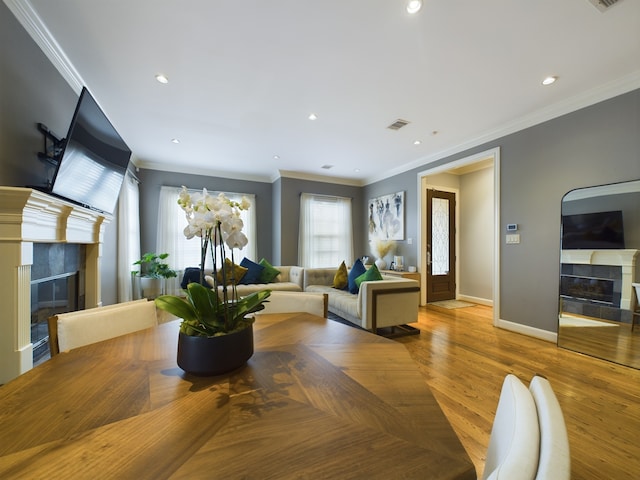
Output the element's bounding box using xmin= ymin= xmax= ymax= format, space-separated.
xmin=0 ymin=187 xmax=110 ymax=384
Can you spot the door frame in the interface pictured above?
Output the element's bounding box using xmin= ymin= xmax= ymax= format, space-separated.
xmin=416 ymin=147 xmax=501 ymax=327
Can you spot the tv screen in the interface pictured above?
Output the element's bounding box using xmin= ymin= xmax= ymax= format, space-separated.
xmin=561 ymin=210 xmax=625 ymax=249
xmin=51 ymin=87 xmax=131 ymax=214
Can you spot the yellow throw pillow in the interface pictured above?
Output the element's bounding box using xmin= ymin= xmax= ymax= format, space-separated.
xmin=332 ymin=261 xmax=348 ymax=290
xmin=216 ymin=258 xmax=248 ymax=285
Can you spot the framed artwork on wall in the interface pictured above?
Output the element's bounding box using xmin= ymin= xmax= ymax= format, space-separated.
xmin=368 ymin=191 xmax=405 ymax=241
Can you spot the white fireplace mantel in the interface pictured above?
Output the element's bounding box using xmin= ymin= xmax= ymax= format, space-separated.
xmin=0 ymin=187 xmax=111 ymax=384
xmin=561 ymin=248 xmax=639 ymax=310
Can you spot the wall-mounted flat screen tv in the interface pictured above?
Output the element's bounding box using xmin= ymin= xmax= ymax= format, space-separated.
xmin=50 ymin=87 xmax=131 ymax=214
xmin=561 ymin=210 xmax=625 ymax=249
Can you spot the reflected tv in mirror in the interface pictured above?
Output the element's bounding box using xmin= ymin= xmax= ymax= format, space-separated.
xmin=50 ymin=87 xmax=131 ymax=214
xmin=561 ymin=210 xmax=625 ymax=249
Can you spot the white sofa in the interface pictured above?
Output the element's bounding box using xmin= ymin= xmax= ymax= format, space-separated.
xmin=303 ymin=267 xmax=419 ymax=331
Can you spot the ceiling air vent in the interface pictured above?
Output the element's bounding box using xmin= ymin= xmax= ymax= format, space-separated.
xmin=387 ymin=119 xmax=410 ymax=130
xmin=588 ymin=0 xmax=623 ymax=12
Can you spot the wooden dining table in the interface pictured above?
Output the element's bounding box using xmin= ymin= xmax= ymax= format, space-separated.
xmin=0 ymin=312 xmax=475 ymax=479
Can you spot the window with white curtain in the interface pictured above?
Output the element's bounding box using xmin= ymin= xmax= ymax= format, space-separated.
xmin=156 ymin=186 xmax=257 ymax=274
xmin=117 ymin=172 xmax=140 ymax=302
xmin=298 ymin=193 xmax=353 ymax=268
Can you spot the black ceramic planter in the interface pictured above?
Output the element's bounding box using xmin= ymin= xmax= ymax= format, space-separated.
xmin=177 ymin=325 xmax=254 ymax=376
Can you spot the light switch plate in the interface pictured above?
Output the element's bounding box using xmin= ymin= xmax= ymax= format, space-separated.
xmin=506 ymin=234 xmax=520 ymax=244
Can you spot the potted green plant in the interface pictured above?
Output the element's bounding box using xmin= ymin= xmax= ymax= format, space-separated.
xmin=132 ymin=252 xmax=178 ymax=299
xmin=154 ymin=187 xmax=270 ymax=376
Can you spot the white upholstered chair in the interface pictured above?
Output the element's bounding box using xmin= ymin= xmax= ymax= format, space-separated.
xmin=47 ymin=299 xmax=158 ymax=356
xmin=482 ymin=374 xmax=540 ymax=480
xmin=255 ymin=291 xmax=328 ymax=318
xmin=529 ymin=374 xmax=571 ymax=480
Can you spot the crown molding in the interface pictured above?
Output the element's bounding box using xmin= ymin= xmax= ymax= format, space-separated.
xmin=5 ymin=0 xmax=84 ymax=93
xmin=275 ymin=170 xmax=363 ymax=187
xmin=135 ymin=158 xmax=274 ymax=184
xmin=364 ymin=70 xmax=640 ymax=185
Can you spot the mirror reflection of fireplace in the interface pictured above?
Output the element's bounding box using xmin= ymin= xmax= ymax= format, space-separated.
xmin=558 ymin=180 xmax=640 ymax=369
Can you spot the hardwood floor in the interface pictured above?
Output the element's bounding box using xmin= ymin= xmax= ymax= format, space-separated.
xmin=394 ymin=304 xmax=640 ymax=480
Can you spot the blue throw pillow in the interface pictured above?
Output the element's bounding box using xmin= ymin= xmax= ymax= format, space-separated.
xmin=347 ymin=258 xmax=367 ymax=294
xmin=181 ymin=267 xmax=206 ymax=289
xmin=239 ymin=258 xmax=265 ymax=284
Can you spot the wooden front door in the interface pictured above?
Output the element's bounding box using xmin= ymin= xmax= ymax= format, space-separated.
xmin=426 ymin=189 xmax=456 ymax=302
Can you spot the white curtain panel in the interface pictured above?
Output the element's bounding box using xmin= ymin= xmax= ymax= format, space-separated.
xmin=298 ymin=193 xmax=353 ymax=268
xmin=117 ymin=172 xmax=140 ymax=302
xmin=156 ymin=186 xmax=257 ymax=280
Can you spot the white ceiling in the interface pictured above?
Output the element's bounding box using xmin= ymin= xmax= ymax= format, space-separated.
xmin=8 ymin=0 xmax=640 ymax=185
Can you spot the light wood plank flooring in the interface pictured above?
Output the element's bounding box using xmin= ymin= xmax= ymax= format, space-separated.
xmin=394 ymin=304 xmax=640 ymax=480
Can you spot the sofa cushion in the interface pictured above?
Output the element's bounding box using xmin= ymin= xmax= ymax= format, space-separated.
xmin=333 ymin=261 xmax=348 ymax=290
xmin=239 ymin=258 xmax=265 ymax=284
xmin=258 ymin=258 xmax=281 ymax=283
xmin=347 ymin=258 xmax=367 ymax=294
xmin=355 ymin=263 xmax=383 ymax=287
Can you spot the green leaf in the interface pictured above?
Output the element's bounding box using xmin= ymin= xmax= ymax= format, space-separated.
xmin=154 ymin=295 xmax=198 ymax=321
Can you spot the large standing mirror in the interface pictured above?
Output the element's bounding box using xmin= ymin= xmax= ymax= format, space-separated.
xmin=558 ymin=179 xmax=640 ymax=369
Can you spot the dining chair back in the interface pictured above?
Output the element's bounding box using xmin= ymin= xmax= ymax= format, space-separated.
xmin=529 ymin=375 xmax=571 ymax=480
xmin=256 ymin=291 xmax=328 ymax=318
xmin=482 ymin=374 xmax=540 ymax=480
xmin=48 ymin=299 xmax=158 ymax=355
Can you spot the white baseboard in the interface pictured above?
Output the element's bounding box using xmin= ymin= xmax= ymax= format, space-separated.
xmin=458 ymin=294 xmax=493 ymax=307
xmin=496 ymin=318 xmax=557 ymax=343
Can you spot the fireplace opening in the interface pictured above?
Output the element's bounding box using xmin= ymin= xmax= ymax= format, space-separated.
xmin=560 ymin=275 xmax=615 ymax=305
xmin=30 ymin=243 xmax=86 ymax=364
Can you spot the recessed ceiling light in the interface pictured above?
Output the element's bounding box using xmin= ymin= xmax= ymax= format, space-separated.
xmin=413 ymin=140 xmax=422 ymax=145
xmin=308 ymin=113 xmax=318 ymax=120
xmin=171 ymin=138 xmax=180 ymax=144
xmin=407 ymin=0 xmax=422 ymax=14
xmin=155 ymin=74 xmax=169 ymax=84
xmin=273 ymin=155 xmax=280 ymax=160
xmin=542 ymin=76 xmax=558 ymax=86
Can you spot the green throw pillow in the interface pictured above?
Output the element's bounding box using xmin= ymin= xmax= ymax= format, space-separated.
xmin=355 ymin=263 xmax=383 ymax=288
xmin=258 ymin=258 xmax=281 ymax=283
xmin=332 ymin=261 xmax=348 ymax=290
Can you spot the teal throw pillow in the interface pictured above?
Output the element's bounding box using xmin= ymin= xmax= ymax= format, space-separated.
xmin=239 ymin=258 xmax=265 ymax=284
xmin=347 ymin=258 xmax=367 ymax=294
xmin=355 ymin=263 xmax=383 ymax=288
xmin=258 ymin=258 xmax=281 ymax=283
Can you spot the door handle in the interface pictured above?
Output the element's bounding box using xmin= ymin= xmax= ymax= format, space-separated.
xmin=426 ymin=251 xmax=431 ymax=266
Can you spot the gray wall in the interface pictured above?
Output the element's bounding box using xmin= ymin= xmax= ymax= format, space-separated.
xmin=1 ymin=3 xmax=119 ymax=305
xmin=368 ymin=89 xmax=640 ymax=333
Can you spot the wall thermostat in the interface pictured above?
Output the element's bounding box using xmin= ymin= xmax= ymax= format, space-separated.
xmin=506 ymin=223 xmax=518 ymax=232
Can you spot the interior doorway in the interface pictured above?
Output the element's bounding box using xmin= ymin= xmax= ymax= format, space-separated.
xmin=417 ymin=147 xmax=501 ymax=326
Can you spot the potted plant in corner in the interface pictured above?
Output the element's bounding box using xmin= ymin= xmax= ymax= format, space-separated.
xmin=154 ymin=187 xmax=270 ymax=376
xmin=132 ymin=252 xmax=178 ymax=299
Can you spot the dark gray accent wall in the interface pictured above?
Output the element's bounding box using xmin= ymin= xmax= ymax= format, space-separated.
xmin=1 ymin=4 xmax=118 ymax=305
xmin=277 ymin=177 xmax=364 ymax=266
